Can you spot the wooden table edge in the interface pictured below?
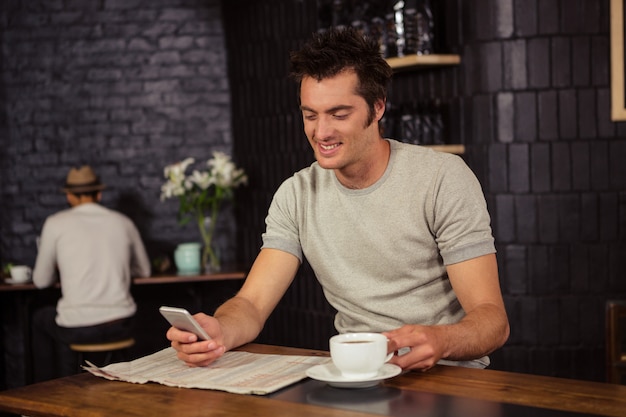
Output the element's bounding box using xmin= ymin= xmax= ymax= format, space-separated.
xmin=1 ymin=344 xmax=625 ymax=417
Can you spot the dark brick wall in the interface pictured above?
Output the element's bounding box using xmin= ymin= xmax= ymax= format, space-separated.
xmin=0 ymin=0 xmax=235 ymax=269
xmin=1 ymin=0 xmax=625 ymax=389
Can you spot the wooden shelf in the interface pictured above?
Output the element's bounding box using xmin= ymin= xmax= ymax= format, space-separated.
xmin=386 ymin=54 xmax=461 ymax=70
xmin=424 ymin=144 xmax=465 ymax=155
xmin=385 ymin=55 xmax=463 ymax=155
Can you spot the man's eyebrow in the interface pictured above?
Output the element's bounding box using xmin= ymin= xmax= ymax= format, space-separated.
xmin=300 ymin=104 xmax=354 ymax=114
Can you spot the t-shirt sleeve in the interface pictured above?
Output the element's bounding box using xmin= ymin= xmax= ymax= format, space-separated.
xmin=261 ymin=178 xmax=304 ymax=263
xmin=432 ymin=156 xmax=496 ymax=265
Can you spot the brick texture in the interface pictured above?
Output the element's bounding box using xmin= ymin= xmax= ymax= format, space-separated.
xmin=0 ymin=0 xmax=234 ymax=272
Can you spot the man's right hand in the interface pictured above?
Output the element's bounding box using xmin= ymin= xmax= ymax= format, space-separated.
xmin=166 ymin=313 xmax=226 ymax=367
xmin=166 ymin=249 xmax=301 ymax=367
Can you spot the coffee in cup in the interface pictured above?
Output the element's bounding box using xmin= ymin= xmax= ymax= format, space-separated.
xmin=329 ymin=332 xmax=392 ymax=379
xmin=10 ymin=265 xmax=32 ymax=283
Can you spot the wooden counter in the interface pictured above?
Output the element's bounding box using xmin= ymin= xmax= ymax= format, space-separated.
xmin=0 ymin=268 xmax=247 ymax=389
xmin=0 ymin=268 xmax=247 ymax=292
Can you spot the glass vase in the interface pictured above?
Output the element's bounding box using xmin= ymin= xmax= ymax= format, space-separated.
xmin=202 ymin=243 xmax=220 ymax=273
xmin=201 ymin=217 xmax=221 ymax=273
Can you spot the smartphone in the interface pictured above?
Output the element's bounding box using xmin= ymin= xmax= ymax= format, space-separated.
xmin=159 ymin=306 xmax=211 ymax=341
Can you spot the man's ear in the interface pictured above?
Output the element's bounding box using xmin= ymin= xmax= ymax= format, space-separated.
xmin=375 ymin=98 xmax=386 ymax=122
xmin=66 ymin=193 xmax=77 ymax=207
xmin=96 ymin=192 xmax=102 ymax=202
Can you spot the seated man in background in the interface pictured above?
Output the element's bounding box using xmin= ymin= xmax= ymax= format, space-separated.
xmin=32 ymin=165 xmax=151 ymax=382
xmin=167 ymin=27 xmax=509 ymax=371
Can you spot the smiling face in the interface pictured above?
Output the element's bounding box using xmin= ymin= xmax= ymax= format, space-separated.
xmin=299 ymin=70 xmax=388 ymax=188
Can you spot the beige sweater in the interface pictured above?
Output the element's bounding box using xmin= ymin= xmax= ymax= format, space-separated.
xmin=34 ymin=203 xmax=151 ymax=327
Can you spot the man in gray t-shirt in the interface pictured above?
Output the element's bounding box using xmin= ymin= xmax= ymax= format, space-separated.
xmin=167 ymin=27 xmax=510 ymax=372
xmin=263 ymin=139 xmax=496 ymax=368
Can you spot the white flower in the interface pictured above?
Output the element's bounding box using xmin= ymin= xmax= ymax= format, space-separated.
xmin=160 ymin=153 xmax=247 ymax=268
xmin=160 ymin=181 xmax=184 ymax=200
xmin=207 ymin=152 xmax=248 ymax=188
xmin=189 ymin=170 xmax=214 ymax=190
xmin=164 ymin=158 xmax=194 ymax=183
xmin=160 ymin=158 xmax=195 ymax=201
xmin=160 ymin=153 xmax=246 ymax=205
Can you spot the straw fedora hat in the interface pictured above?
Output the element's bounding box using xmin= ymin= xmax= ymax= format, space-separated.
xmin=61 ymin=165 xmax=106 ymax=193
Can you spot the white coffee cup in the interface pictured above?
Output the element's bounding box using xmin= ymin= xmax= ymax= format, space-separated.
xmin=330 ymin=332 xmax=392 ymax=379
xmin=10 ymin=265 xmax=32 ymax=283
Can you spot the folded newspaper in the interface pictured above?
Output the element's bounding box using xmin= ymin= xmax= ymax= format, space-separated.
xmin=84 ymin=347 xmax=331 ymax=395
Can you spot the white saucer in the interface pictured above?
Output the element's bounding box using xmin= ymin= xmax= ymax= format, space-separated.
xmin=4 ymin=279 xmax=32 ymax=285
xmin=306 ymin=363 xmax=402 ymax=388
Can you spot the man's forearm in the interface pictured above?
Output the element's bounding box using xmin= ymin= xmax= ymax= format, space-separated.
xmin=440 ymin=302 xmax=510 ymax=361
xmin=213 ymin=296 xmax=267 ymax=351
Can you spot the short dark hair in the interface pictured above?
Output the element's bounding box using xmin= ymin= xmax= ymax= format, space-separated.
xmin=289 ymin=27 xmax=393 ymax=124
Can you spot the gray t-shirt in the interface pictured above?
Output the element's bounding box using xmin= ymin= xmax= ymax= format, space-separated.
xmin=262 ymin=139 xmax=495 ymax=367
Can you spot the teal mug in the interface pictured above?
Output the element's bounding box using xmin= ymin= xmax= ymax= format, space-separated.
xmin=174 ymin=243 xmax=201 ymax=275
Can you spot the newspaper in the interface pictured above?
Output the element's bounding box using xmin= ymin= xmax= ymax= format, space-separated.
xmin=83 ymin=347 xmax=331 ymax=395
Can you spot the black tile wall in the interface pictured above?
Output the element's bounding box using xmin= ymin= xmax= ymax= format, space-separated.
xmin=571 ymin=142 xmax=591 ymax=190
xmin=489 ymin=144 xmax=508 ymax=192
xmin=509 ymin=143 xmax=529 ymax=192
xmin=515 ymin=194 xmax=537 ymax=242
xmin=515 ymin=92 xmax=537 ymax=142
xmin=528 ymin=38 xmax=550 ymax=88
xmin=537 ymin=0 xmax=559 ymax=34
xmin=538 ymin=91 xmax=558 ymax=140
xmin=572 ymin=37 xmax=591 ymax=86
xmin=559 ymin=89 xmax=578 ymax=138
xmin=515 ymin=0 xmax=537 ymax=36
xmin=0 ymin=0 xmax=624 ymax=388
xmin=458 ymin=0 xmax=622 ymax=383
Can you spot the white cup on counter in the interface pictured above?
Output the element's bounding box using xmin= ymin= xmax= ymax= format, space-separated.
xmin=10 ymin=265 xmax=32 ymax=283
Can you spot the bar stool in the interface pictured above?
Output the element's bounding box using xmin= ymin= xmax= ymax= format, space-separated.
xmin=70 ymin=337 xmax=135 ymax=370
xmin=606 ymin=300 xmax=626 ymax=384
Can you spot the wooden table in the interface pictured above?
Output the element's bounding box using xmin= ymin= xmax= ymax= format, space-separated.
xmin=0 ymin=344 xmax=625 ymax=417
